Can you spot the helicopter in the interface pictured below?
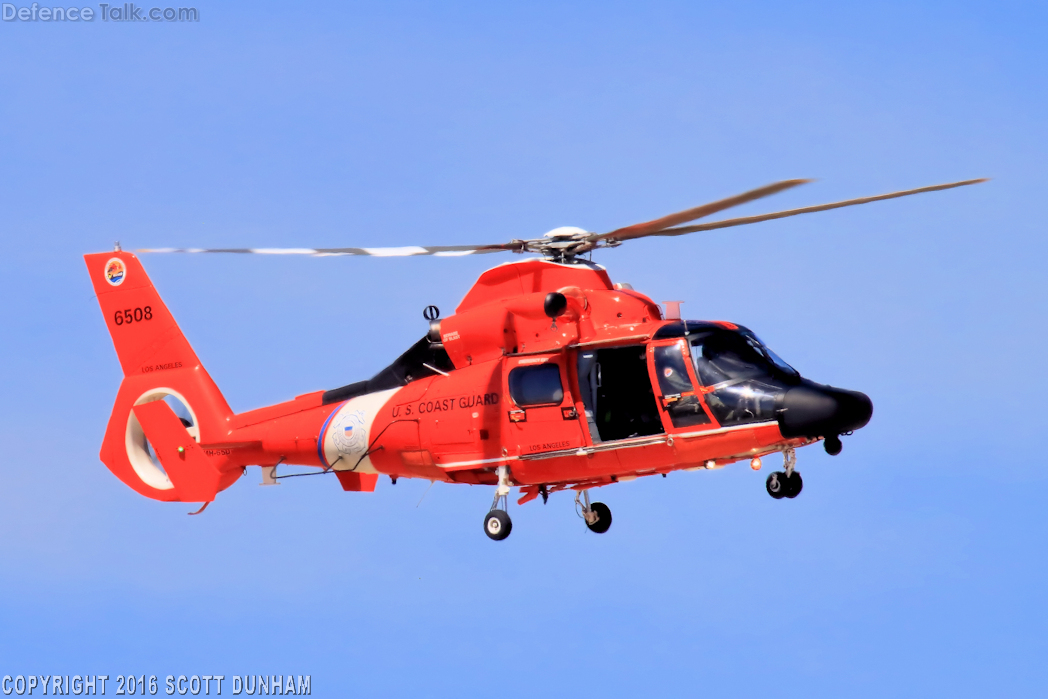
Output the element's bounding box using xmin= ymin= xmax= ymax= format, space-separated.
xmin=85 ymin=177 xmax=983 ymax=540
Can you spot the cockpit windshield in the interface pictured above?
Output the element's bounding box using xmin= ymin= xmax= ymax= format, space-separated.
xmin=689 ymin=328 xmax=798 ymax=386
xmin=642 ymin=321 xmax=802 ymax=427
xmin=741 ymin=331 xmax=798 ymax=377
xmin=682 ymin=327 xmax=796 ymax=426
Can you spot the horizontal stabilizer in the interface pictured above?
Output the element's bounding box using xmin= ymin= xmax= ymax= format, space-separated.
xmin=133 ymin=400 xmax=223 ymax=502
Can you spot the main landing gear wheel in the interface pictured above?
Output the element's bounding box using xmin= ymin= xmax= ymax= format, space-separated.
xmin=484 ymin=510 xmax=512 ymax=541
xmin=576 ymin=489 xmax=612 ymax=534
xmin=586 ymin=502 xmax=612 ymax=534
xmin=483 ymin=465 xmax=514 ymax=541
xmin=784 ymin=471 xmax=803 ymax=498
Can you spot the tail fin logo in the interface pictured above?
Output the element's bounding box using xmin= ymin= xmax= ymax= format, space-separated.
xmin=104 ymin=258 xmax=127 ymax=286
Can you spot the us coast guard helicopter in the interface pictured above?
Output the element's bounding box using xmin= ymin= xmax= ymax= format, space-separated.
xmin=85 ymin=178 xmax=983 ymax=540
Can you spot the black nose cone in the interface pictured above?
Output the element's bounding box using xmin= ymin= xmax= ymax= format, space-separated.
xmin=778 ymin=381 xmax=873 ymax=438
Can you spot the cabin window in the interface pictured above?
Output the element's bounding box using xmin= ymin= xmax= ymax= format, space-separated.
xmin=509 ymin=364 xmax=564 ymax=407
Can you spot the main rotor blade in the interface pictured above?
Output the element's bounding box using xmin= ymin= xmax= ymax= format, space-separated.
xmin=137 ymin=243 xmax=522 ymax=257
xmin=594 ymin=178 xmax=811 ymax=244
xmin=648 ymin=178 xmax=988 ymax=238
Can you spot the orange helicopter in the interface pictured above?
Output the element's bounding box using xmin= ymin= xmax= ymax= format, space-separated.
xmin=85 ymin=177 xmax=983 ymax=539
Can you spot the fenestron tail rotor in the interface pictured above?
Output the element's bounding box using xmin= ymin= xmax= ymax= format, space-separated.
xmin=137 ymin=178 xmax=986 ymax=263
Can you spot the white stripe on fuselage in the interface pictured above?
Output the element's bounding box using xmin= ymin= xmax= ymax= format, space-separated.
xmin=322 ymin=389 xmax=399 ymax=474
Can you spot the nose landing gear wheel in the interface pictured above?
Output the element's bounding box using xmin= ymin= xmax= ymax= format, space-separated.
xmin=767 ymin=471 xmax=803 ymax=499
xmin=766 ymin=472 xmax=787 ymax=499
xmin=585 ymin=502 xmax=612 ymax=534
xmin=484 ymin=509 xmax=512 ymax=541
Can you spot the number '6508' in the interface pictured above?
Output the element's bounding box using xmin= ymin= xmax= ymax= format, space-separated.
xmin=114 ymin=306 xmax=152 ymax=326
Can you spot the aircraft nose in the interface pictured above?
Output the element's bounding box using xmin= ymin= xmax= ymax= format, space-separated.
xmin=777 ymin=382 xmax=873 ymax=438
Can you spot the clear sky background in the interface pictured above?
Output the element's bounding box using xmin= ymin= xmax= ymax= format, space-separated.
xmin=1 ymin=1 xmax=1046 ymax=696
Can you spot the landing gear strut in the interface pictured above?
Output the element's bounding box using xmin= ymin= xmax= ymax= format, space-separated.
xmin=766 ymin=448 xmax=803 ymax=499
xmin=575 ymin=490 xmax=612 ymax=534
xmin=484 ymin=465 xmax=513 ymax=541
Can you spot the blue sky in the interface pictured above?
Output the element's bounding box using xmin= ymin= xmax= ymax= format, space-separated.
xmin=1 ymin=1 xmax=1046 ymax=696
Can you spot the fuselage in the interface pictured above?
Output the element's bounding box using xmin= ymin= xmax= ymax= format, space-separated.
xmin=206 ymin=259 xmax=872 ymax=497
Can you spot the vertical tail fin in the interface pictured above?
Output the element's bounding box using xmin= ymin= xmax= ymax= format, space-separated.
xmin=85 ymin=251 xmax=202 ymax=377
xmin=85 ymin=251 xmax=238 ymax=502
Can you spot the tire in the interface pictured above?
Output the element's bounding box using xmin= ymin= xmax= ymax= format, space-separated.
xmin=484 ymin=509 xmax=512 ymax=541
xmin=586 ymin=502 xmax=612 ymax=534
xmin=784 ymin=471 xmax=803 ymax=499
xmin=766 ymin=472 xmax=787 ymax=499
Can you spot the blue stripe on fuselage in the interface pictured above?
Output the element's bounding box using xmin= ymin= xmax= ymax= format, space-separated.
xmin=316 ymin=402 xmax=345 ymax=468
